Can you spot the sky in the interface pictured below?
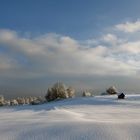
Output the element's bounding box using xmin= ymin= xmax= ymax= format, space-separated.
xmin=0 ymin=0 xmax=140 ymax=98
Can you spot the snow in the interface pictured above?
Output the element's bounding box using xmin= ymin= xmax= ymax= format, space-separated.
xmin=0 ymin=95 xmax=140 ymax=140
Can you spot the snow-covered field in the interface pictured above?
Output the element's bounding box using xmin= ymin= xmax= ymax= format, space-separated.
xmin=0 ymin=95 xmax=140 ymax=140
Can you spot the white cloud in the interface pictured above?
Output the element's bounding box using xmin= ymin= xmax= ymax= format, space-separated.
xmin=0 ymin=29 xmax=140 ymax=80
xmin=0 ymin=29 xmax=17 ymax=41
xmin=116 ymin=20 xmax=140 ymax=33
xmin=102 ymin=34 xmax=118 ymax=45
xmin=118 ymin=41 xmax=140 ymax=54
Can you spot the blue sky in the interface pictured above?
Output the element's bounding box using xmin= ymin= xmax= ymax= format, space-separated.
xmin=0 ymin=0 xmax=140 ymax=98
xmin=0 ymin=0 xmax=140 ymax=39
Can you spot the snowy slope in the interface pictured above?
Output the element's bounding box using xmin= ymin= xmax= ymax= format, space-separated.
xmin=0 ymin=95 xmax=140 ymax=140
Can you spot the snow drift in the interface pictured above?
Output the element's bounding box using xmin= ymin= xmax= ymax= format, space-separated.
xmin=0 ymin=95 xmax=140 ymax=140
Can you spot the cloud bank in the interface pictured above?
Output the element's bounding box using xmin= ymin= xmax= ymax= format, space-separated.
xmin=0 ymin=20 xmax=140 ymax=96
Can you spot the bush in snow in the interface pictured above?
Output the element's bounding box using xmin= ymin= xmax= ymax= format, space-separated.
xmin=106 ymin=86 xmax=118 ymax=95
xmin=30 ymin=99 xmax=41 ymax=105
xmin=30 ymin=96 xmax=45 ymax=105
xmin=45 ymin=82 xmax=75 ymax=101
xmin=4 ymin=100 xmax=11 ymax=106
xmin=0 ymin=95 xmax=5 ymax=106
xmin=0 ymin=101 xmax=4 ymax=106
xmin=67 ymin=87 xmax=75 ymax=98
xmin=0 ymin=95 xmax=4 ymax=101
xmin=10 ymin=99 xmax=18 ymax=106
xmin=37 ymin=96 xmax=46 ymax=102
xmin=16 ymin=97 xmax=25 ymax=105
xmin=0 ymin=95 xmax=46 ymax=107
xmin=24 ymin=98 xmax=30 ymax=104
xmin=82 ymin=91 xmax=92 ymax=97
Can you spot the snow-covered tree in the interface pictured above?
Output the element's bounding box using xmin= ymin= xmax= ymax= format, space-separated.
xmin=106 ymin=86 xmax=118 ymax=95
xmin=82 ymin=91 xmax=92 ymax=97
xmin=10 ymin=99 xmax=18 ymax=106
xmin=0 ymin=95 xmax=4 ymax=101
xmin=0 ymin=95 xmax=4 ymax=106
xmin=45 ymin=82 xmax=75 ymax=101
xmin=67 ymin=87 xmax=75 ymax=98
xmin=4 ymin=100 xmax=10 ymax=106
xmin=24 ymin=98 xmax=30 ymax=104
xmin=16 ymin=97 xmax=25 ymax=105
